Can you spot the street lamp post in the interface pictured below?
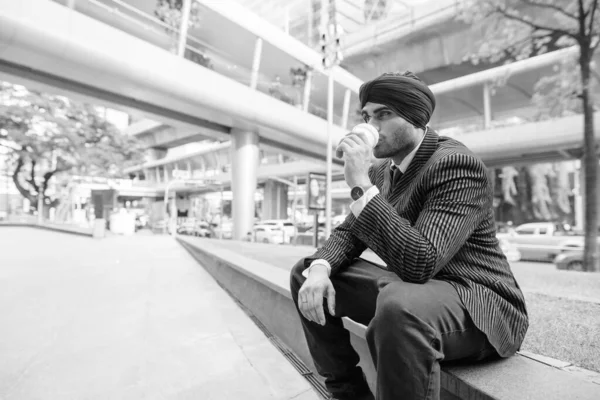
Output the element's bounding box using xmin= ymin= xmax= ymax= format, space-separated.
xmin=320 ymin=0 xmax=343 ymax=239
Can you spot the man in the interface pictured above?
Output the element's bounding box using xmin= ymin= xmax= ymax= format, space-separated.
xmin=289 ymin=72 xmax=528 ymax=400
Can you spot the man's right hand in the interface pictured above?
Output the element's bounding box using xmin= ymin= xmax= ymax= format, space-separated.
xmin=298 ymin=265 xmax=336 ymax=326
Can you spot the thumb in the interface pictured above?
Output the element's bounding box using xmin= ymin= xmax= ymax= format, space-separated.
xmin=325 ymin=283 xmax=336 ymax=316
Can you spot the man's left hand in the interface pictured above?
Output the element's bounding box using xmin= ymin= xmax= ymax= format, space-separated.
xmin=336 ymin=132 xmax=373 ymax=188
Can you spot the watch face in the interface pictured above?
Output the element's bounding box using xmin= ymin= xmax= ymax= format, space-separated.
xmin=351 ymin=186 xmax=364 ymax=201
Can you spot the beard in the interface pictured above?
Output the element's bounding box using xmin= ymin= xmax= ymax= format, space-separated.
xmin=373 ymin=125 xmax=419 ymax=159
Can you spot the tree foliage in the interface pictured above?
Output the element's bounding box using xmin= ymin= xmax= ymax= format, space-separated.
xmin=459 ymin=0 xmax=600 ymax=271
xmin=0 ymin=82 xmax=145 ymax=208
xmin=459 ymin=0 xmax=599 ymax=62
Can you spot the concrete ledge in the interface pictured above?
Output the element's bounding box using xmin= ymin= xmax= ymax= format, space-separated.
xmin=0 ymin=221 xmax=93 ymax=237
xmin=177 ymin=237 xmax=600 ymax=400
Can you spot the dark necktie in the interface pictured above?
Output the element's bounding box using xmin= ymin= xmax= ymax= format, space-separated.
xmin=391 ymin=165 xmax=403 ymax=185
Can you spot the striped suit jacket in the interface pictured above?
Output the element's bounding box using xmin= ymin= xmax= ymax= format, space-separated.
xmin=306 ymin=129 xmax=528 ymax=357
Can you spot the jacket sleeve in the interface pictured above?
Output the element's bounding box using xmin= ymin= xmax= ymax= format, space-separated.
xmin=302 ymin=164 xmax=382 ymax=272
xmin=303 ymin=213 xmax=368 ymax=272
xmin=349 ymin=153 xmax=490 ymax=283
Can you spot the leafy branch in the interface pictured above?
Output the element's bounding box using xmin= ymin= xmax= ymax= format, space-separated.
xmin=494 ymin=6 xmax=578 ymax=41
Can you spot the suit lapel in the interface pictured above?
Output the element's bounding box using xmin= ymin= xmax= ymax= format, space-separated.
xmin=387 ymin=128 xmax=439 ymax=204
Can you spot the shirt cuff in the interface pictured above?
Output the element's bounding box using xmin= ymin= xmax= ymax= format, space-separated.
xmin=349 ymin=186 xmax=380 ymax=217
xmin=302 ymin=259 xmax=332 ymax=278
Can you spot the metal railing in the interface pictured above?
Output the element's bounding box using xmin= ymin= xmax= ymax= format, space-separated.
xmin=64 ymin=0 xmax=348 ymax=128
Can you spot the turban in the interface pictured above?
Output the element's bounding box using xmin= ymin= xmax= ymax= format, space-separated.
xmin=359 ymin=72 xmax=436 ymax=130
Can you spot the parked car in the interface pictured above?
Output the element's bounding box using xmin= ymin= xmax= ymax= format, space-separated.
xmin=498 ymin=238 xmax=521 ymax=263
xmin=193 ymin=221 xmax=213 ymax=237
xmin=554 ymin=250 xmax=585 ymax=271
xmin=176 ymin=218 xmax=197 ymax=235
xmin=257 ymin=220 xmax=297 ymax=243
xmin=251 ymin=224 xmax=285 ymax=244
xmin=501 ymin=222 xmax=583 ymax=262
xmin=212 ymin=221 xmax=233 ymax=239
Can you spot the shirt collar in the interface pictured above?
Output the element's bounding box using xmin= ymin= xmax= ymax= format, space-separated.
xmin=390 ymin=127 xmax=427 ymax=173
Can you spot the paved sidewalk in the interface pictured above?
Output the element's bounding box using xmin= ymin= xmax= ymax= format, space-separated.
xmin=0 ymin=228 xmax=319 ymax=400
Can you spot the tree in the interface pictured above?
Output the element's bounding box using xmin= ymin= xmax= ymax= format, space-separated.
xmin=0 ymin=82 xmax=145 ymax=210
xmin=460 ymin=0 xmax=600 ymax=271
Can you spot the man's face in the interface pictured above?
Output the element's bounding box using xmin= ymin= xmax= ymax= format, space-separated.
xmin=361 ymin=102 xmax=421 ymax=159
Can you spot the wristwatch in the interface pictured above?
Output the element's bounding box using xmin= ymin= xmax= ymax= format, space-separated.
xmin=350 ymin=186 xmax=365 ymax=201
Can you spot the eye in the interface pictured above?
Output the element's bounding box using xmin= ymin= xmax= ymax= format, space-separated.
xmin=362 ymin=115 xmax=371 ymax=123
xmin=377 ymin=111 xmax=391 ymax=119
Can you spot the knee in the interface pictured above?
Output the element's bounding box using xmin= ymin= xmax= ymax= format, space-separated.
xmin=367 ymin=282 xmax=431 ymax=340
xmin=289 ymin=257 xmax=308 ymax=295
xmin=370 ymin=283 xmax=411 ymax=328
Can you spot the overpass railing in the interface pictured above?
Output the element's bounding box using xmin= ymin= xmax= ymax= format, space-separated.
xmin=58 ymin=0 xmax=357 ymax=129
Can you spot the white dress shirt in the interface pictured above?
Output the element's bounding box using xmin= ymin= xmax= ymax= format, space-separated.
xmin=302 ymin=131 xmax=427 ymax=278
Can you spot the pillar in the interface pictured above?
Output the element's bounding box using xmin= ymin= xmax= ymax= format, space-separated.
xmin=231 ymin=130 xmax=259 ymax=240
xmin=263 ymin=180 xmax=289 ymax=220
xmin=483 ymin=82 xmax=492 ymax=129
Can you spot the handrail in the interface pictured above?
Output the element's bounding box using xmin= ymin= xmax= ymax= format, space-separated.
xmin=79 ymin=0 xmax=338 ymax=123
xmin=95 ymin=0 xmax=179 ymax=33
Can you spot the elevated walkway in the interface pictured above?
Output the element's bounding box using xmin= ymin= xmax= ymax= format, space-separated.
xmin=1 ymin=0 xmax=597 ymax=172
xmin=0 ymin=0 xmax=353 ymax=162
xmin=0 ymin=227 xmax=319 ymax=399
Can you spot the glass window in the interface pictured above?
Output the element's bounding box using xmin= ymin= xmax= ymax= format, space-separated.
xmin=516 ymin=228 xmax=536 ymax=235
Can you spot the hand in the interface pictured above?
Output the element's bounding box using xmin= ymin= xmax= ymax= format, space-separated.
xmin=336 ymin=132 xmax=372 ymax=188
xmin=298 ymin=267 xmax=336 ymax=325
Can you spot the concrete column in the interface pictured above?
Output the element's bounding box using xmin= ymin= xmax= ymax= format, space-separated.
xmin=263 ymin=179 xmax=289 ymax=220
xmin=231 ymin=130 xmax=259 ymax=240
xmin=483 ymin=82 xmax=492 ymax=129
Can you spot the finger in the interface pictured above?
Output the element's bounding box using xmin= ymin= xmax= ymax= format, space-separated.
xmin=312 ymin=290 xmax=326 ymax=325
xmin=298 ymin=290 xmax=310 ymax=320
xmin=336 ymin=142 xmax=353 ymax=157
xmin=347 ymin=132 xmax=368 ymax=146
xmin=325 ymin=283 xmax=336 ymax=316
xmin=305 ymin=290 xmax=320 ymax=324
xmin=341 ymin=135 xmax=362 ymax=147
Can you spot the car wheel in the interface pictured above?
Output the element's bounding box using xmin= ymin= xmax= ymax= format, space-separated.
xmin=566 ymin=261 xmax=584 ymax=271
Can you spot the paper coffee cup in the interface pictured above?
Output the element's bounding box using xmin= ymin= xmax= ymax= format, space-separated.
xmin=351 ymin=123 xmax=379 ymax=148
xmin=336 ymin=123 xmax=380 ymax=159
